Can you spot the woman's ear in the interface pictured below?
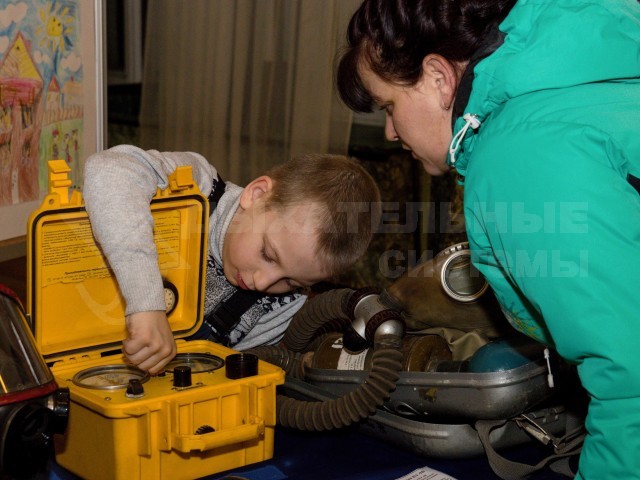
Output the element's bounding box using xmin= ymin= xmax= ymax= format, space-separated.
xmin=421 ymin=54 xmax=463 ymax=111
xmin=239 ymin=175 xmax=274 ymax=209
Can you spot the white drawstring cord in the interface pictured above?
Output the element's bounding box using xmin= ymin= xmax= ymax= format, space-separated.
xmin=449 ymin=113 xmax=481 ymax=165
xmin=544 ymin=347 xmax=555 ymax=388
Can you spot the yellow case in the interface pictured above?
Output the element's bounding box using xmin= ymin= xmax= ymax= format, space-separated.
xmin=27 ymin=161 xmax=284 ymax=480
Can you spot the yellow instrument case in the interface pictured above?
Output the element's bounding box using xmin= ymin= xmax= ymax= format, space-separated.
xmin=27 ymin=161 xmax=284 ymax=480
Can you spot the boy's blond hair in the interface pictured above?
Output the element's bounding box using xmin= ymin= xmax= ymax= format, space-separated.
xmin=264 ymin=153 xmax=381 ymax=276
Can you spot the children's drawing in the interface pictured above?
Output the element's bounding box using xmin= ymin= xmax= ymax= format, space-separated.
xmin=0 ymin=0 xmax=86 ymax=207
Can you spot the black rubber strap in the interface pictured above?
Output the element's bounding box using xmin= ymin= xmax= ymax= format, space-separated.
xmin=202 ymin=174 xmax=267 ymax=345
xmin=204 ymin=289 xmax=267 ymax=344
xmin=475 ymin=416 xmax=584 ymax=480
xmin=208 ymin=175 xmax=226 ymax=207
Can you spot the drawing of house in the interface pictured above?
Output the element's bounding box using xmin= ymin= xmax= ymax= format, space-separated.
xmin=0 ymin=32 xmax=44 ymax=206
xmin=45 ymin=76 xmax=61 ymax=112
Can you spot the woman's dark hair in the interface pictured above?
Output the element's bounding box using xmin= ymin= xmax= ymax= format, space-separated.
xmin=337 ymin=0 xmax=516 ymax=112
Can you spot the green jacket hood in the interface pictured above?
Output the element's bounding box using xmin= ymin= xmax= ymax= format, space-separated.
xmin=449 ymin=0 xmax=640 ymax=174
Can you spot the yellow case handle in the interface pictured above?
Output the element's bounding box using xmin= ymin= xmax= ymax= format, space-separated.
xmin=170 ymin=418 xmax=265 ymax=453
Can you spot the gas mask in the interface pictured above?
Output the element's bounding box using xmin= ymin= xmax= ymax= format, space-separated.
xmin=382 ymin=242 xmax=509 ymax=338
xmin=0 ymin=289 xmax=69 ymax=479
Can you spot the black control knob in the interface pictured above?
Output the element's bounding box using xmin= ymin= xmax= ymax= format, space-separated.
xmin=126 ymin=379 xmax=145 ymax=398
xmin=52 ymin=387 xmax=71 ymax=433
xmin=173 ymin=365 xmax=192 ymax=388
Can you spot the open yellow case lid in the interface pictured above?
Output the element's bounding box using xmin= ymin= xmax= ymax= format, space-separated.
xmin=27 ymin=160 xmax=209 ymax=364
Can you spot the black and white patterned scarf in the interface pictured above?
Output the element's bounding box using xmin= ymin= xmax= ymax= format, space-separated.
xmin=197 ymin=258 xmax=299 ymax=347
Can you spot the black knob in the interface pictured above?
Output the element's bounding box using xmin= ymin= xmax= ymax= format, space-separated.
xmin=52 ymin=387 xmax=71 ymax=433
xmin=126 ymin=379 xmax=145 ymax=397
xmin=195 ymin=425 xmax=215 ymax=435
xmin=173 ymin=365 xmax=192 ymax=388
xmin=225 ymin=353 xmax=258 ymax=379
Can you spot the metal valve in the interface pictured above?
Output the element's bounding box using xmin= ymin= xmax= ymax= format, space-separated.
xmin=343 ymin=288 xmax=404 ymax=351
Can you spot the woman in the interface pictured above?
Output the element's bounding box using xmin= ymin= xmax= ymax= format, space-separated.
xmin=336 ymin=0 xmax=640 ymax=478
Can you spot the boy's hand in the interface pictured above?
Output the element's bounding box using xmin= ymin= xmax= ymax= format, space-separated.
xmin=123 ymin=311 xmax=177 ymax=375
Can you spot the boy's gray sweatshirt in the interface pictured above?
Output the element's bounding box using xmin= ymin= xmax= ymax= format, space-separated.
xmin=83 ymin=145 xmax=306 ymax=350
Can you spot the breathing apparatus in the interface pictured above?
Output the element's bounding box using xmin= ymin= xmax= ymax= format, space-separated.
xmin=249 ymin=242 xmax=510 ymax=431
xmin=0 ymin=287 xmax=70 ymax=479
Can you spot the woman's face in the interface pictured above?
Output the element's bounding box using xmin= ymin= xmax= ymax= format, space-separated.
xmin=358 ymin=64 xmax=454 ymax=176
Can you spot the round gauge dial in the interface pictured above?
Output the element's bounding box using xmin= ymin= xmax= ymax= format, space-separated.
xmin=165 ymin=353 xmax=225 ymax=373
xmin=72 ymin=365 xmax=150 ymax=390
xmin=163 ymin=280 xmax=179 ymax=315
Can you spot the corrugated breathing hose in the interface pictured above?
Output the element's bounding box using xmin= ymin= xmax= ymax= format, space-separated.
xmin=250 ymin=288 xmax=405 ymax=431
xmin=277 ymin=333 xmax=403 ymax=430
xmin=281 ymin=288 xmax=354 ymax=352
xmin=244 ymin=345 xmax=306 ymax=379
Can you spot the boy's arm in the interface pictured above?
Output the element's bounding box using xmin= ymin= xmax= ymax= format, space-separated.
xmin=83 ymin=145 xmax=217 ymax=373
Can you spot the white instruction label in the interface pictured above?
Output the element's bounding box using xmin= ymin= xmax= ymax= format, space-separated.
xmin=334 ymin=336 xmax=368 ymax=370
xmin=395 ymin=467 xmax=458 ymax=480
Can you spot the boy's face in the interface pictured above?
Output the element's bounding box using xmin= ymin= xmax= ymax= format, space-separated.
xmin=222 ymin=176 xmax=329 ymax=294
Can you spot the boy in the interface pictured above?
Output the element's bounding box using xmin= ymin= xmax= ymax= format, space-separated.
xmin=83 ymin=145 xmax=380 ymax=374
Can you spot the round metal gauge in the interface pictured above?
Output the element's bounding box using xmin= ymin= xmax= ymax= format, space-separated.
xmin=165 ymin=353 xmax=225 ymax=373
xmin=163 ymin=280 xmax=179 ymax=315
xmin=72 ymin=365 xmax=150 ymax=390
